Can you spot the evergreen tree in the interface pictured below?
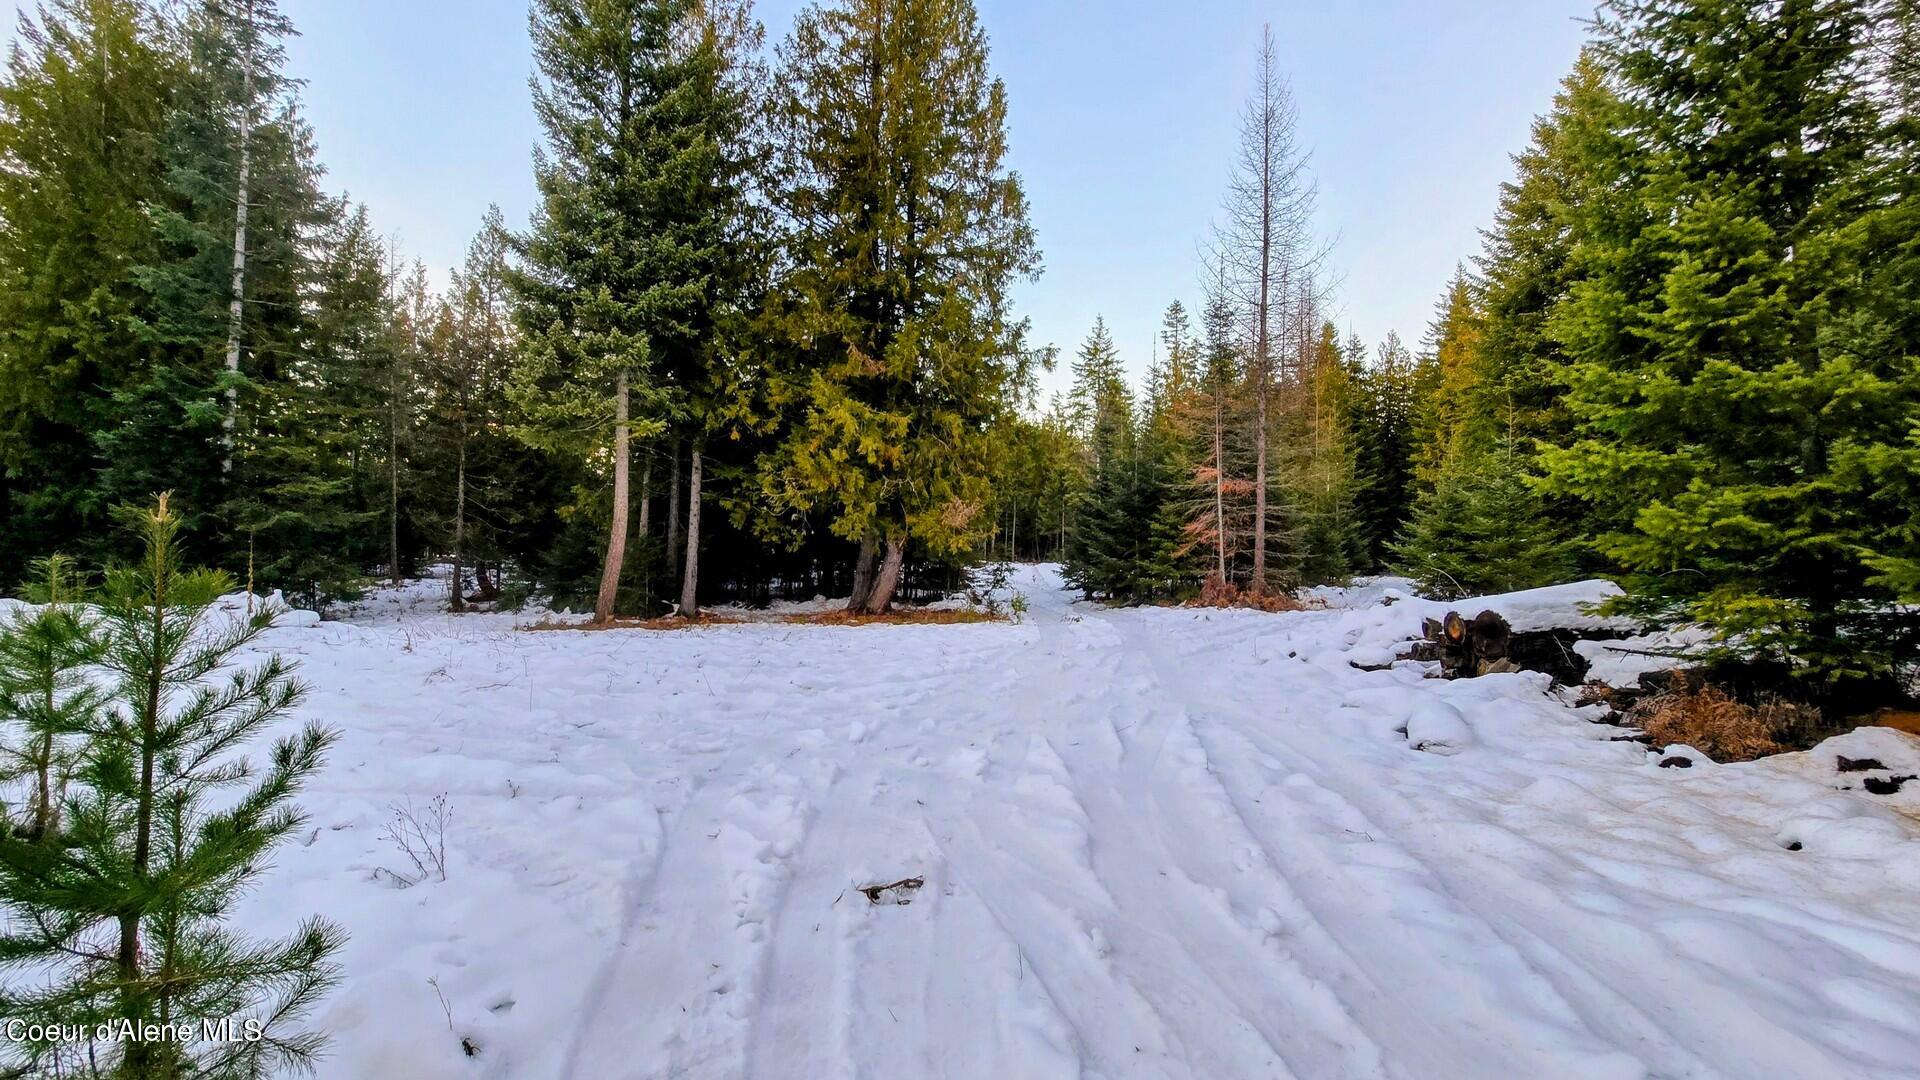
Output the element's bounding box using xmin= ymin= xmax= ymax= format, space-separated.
xmin=0 ymin=0 xmax=177 ymax=579
xmin=227 ymin=205 xmax=387 ymax=607
xmin=760 ymin=0 xmax=1039 ymax=613
xmin=1063 ymin=321 xmax=1141 ymax=600
xmin=92 ymin=0 xmax=326 ymax=572
xmin=0 ymin=496 xmax=340 ymax=1077
xmin=1409 ymin=267 xmax=1491 ymax=481
xmin=1475 ymin=51 xmax=1618 ymax=451
xmin=1292 ymin=321 xmax=1364 ymax=584
xmin=417 ymin=209 xmax=537 ymax=610
xmin=1391 ymin=436 xmax=1576 ymax=598
xmin=0 ymin=556 xmax=104 ymax=842
xmin=628 ymin=0 xmax=767 ymax=617
xmin=1177 ymin=271 xmax=1254 ymax=589
xmin=509 ymin=0 xmax=700 ymax=622
xmin=1344 ymin=332 xmax=1419 ymax=569
xmin=1539 ymin=0 xmax=1920 ymax=682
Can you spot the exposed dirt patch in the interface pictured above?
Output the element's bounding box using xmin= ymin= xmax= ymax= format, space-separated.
xmin=519 ymin=612 xmax=747 ymax=632
xmin=782 ymin=609 xmax=1002 ymax=627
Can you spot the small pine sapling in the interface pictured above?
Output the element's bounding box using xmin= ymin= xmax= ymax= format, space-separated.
xmin=0 ymin=496 xmax=343 ymax=1078
xmin=0 ymin=555 xmax=105 ymax=841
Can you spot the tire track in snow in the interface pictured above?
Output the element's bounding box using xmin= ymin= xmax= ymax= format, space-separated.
xmin=1095 ymin=610 xmax=1659 ymax=1080
xmin=560 ymin=761 xmax=814 ymax=1079
xmin=958 ymin=591 xmax=1387 ymax=1077
xmin=1165 ymin=634 xmax=1901 ymax=1079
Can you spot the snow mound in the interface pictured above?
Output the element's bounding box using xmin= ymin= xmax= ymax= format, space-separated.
xmin=1404 ymin=701 xmax=1474 ymax=755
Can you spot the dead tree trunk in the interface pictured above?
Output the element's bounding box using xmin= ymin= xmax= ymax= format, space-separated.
xmin=862 ymin=538 xmax=906 ymax=614
xmin=678 ymin=441 xmax=703 ymax=617
xmin=593 ymin=370 xmax=631 ymax=624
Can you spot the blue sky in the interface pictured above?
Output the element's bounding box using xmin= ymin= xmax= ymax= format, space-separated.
xmin=6 ymin=0 xmax=1593 ymax=397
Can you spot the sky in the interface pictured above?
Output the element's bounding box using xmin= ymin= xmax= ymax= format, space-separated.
xmin=3 ymin=0 xmax=1594 ymax=398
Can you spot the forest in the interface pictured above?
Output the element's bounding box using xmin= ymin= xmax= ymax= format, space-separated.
xmin=1 ymin=0 xmax=1919 ymax=1075
xmin=1 ymin=0 xmax=1916 ymax=689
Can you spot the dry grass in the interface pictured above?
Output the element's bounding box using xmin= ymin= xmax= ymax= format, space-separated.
xmin=1869 ymin=709 xmax=1920 ymax=738
xmin=1186 ymin=572 xmax=1321 ymax=613
xmin=1632 ymin=684 xmax=1821 ymax=762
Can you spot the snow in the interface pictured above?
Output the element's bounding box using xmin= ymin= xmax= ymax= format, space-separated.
xmin=1576 ymin=626 xmax=1719 ymax=687
xmin=1403 ymin=701 xmax=1474 ymax=755
xmin=13 ymin=565 xmax=1920 ymax=1077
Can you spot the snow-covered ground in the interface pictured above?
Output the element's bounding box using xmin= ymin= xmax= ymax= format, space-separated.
xmin=204 ymin=566 xmax=1920 ymax=1077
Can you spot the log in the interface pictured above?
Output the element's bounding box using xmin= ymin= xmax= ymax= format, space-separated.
xmin=1408 ymin=608 xmax=1617 ymax=685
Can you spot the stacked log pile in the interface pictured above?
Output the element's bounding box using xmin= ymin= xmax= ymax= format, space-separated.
xmin=1406 ymin=609 xmax=1624 ymax=686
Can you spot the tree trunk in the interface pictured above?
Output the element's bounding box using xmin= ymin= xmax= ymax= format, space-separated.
xmin=847 ymin=534 xmax=878 ymax=612
xmin=863 ymin=538 xmax=906 ymax=614
xmin=1212 ymin=395 xmax=1228 ymax=582
xmin=594 ymin=370 xmax=631 ymax=624
xmin=637 ymin=452 xmax=652 ymax=542
xmin=667 ymin=435 xmax=683 ymax=578
xmin=679 ymin=441 xmax=703 ymax=616
xmin=389 ymin=356 xmax=403 ymax=588
xmin=1252 ymin=383 xmax=1268 ymax=594
xmin=450 ymin=423 xmax=467 ymax=612
xmin=220 ymin=0 xmax=256 ymax=475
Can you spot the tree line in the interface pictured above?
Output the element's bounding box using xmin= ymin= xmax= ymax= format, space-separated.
xmin=1039 ymin=0 xmax=1920 ymax=698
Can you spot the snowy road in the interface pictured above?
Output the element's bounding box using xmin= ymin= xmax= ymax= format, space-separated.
xmin=244 ymin=565 xmax=1920 ymax=1079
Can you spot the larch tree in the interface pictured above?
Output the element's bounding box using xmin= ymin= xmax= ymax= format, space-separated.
xmin=1216 ymin=24 xmax=1321 ymax=595
xmin=761 ymin=0 xmax=1039 ymax=614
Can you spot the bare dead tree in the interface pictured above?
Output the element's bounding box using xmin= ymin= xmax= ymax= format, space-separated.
xmin=1213 ymin=24 xmax=1328 ymax=594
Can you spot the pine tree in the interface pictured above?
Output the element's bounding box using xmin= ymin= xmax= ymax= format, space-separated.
xmin=509 ymin=0 xmax=704 ymax=623
xmin=0 ymin=0 xmax=177 ymax=579
xmin=1539 ymin=0 xmax=1920 ymax=683
xmin=1216 ymin=25 xmax=1321 ymax=595
xmin=760 ymin=0 xmax=1039 ymax=613
xmin=0 ymin=495 xmax=340 ymax=1077
xmin=1391 ymin=436 xmax=1576 ymax=598
xmin=1409 ymin=268 xmax=1491 ymax=481
xmin=0 ymin=556 xmax=104 ymax=842
xmin=1344 ymin=332 xmax=1418 ymax=570
xmin=226 ymin=205 xmax=386 ymax=607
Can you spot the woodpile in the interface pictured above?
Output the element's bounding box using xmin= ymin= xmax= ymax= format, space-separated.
xmin=1407 ymin=609 xmax=1614 ymax=686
